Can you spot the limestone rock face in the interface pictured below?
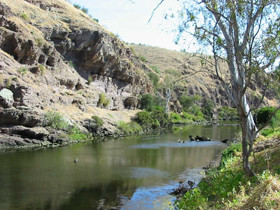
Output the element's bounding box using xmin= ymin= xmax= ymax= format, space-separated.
xmin=0 ymin=88 xmax=14 ymax=108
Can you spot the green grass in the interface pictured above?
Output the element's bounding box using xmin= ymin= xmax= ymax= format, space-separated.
xmin=176 ymin=136 xmax=280 ymax=209
xmin=17 ymin=67 xmax=28 ymax=76
xmin=118 ymin=121 xmax=143 ymax=135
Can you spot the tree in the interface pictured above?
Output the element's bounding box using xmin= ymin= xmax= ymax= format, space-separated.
xmin=161 ymin=0 xmax=280 ymax=176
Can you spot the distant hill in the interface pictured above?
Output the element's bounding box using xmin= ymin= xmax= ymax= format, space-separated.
xmin=129 ymin=44 xmax=277 ymax=108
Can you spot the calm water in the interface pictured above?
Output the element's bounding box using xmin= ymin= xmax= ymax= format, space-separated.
xmin=0 ymin=124 xmax=239 ymax=210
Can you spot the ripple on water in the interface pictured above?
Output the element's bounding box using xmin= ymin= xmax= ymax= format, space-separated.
xmin=131 ymin=141 xmax=225 ymax=149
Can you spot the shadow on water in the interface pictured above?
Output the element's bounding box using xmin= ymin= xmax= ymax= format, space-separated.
xmin=0 ymin=124 xmax=239 ymax=209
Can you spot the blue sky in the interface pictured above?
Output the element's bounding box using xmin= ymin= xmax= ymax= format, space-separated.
xmin=69 ymin=0 xmax=187 ymax=51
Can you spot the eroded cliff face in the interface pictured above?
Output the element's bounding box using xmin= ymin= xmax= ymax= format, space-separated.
xmin=0 ymin=0 xmax=152 ymax=148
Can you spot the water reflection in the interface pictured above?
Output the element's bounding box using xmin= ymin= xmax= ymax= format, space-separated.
xmin=0 ymin=124 xmax=238 ymax=209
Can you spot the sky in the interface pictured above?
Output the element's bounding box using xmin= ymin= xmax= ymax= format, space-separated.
xmin=69 ymin=0 xmax=197 ymax=51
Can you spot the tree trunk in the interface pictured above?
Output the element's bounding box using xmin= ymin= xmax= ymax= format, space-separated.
xmin=239 ymin=94 xmax=257 ymax=176
xmin=165 ymin=88 xmax=171 ymax=113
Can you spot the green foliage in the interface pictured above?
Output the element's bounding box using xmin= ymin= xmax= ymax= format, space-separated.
xmin=17 ymin=67 xmax=28 ymax=76
xmin=81 ymin=7 xmax=88 ymax=14
xmin=68 ymin=60 xmax=75 ymax=68
xmin=165 ymin=68 xmax=181 ymax=76
xmin=180 ymin=94 xmax=201 ymax=110
xmin=140 ymin=94 xmax=155 ymax=110
xmin=177 ymin=143 xmax=248 ymax=209
xmin=150 ymin=65 xmax=160 ymax=74
xmin=176 ymin=188 xmax=207 ymax=209
xmin=170 ymin=112 xmax=182 ymax=123
xmin=147 ymin=72 xmax=159 ymax=87
xmin=202 ymin=98 xmax=215 ymax=118
xmin=68 ymin=126 xmax=91 ymax=141
xmin=35 ymin=38 xmax=44 ymax=47
xmin=88 ymin=76 xmax=93 ymax=85
xmin=118 ymin=121 xmax=142 ymax=135
xmin=150 ymin=107 xmax=171 ymax=128
xmin=73 ymin=4 xmax=81 ymax=9
xmin=97 ymin=93 xmax=110 ymax=108
xmin=20 ymin=13 xmax=29 ymax=21
xmin=135 ymin=111 xmax=154 ymax=130
xmin=73 ymin=4 xmax=88 ymax=14
xmin=140 ymin=94 xmax=164 ymax=111
xmin=91 ymin=115 xmax=104 ymax=128
xmin=219 ymin=143 xmax=242 ymax=168
xmin=218 ymin=106 xmax=238 ymax=120
xmin=38 ymin=64 xmax=45 ymax=75
xmin=44 ymin=111 xmax=90 ymax=140
xmin=181 ymin=111 xmax=195 ymax=121
xmin=139 ymin=55 xmax=147 ymax=62
xmin=44 ymin=111 xmax=69 ymax=130
xmin=260 ymin=128 xmax=275 ymax=137
xmin=256 ymin=107 xmax=280 ymax=128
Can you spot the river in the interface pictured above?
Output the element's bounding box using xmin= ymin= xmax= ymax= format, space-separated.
xmin=0 ymin=123 xmax=239 ymax=209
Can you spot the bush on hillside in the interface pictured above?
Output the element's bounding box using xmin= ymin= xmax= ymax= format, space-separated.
xmin=180 ymin=94 xmax=201 ymax=110
xmin=218 ymin=106 xmax=238 ymax=120
xmin=170 ymin=112 xmax=182 ymax=123
xmin=151 ymin=107 xmax=171 ymax=128
xmin=135 ymin=111 xmax=154 ymax=130
xmin=255 ymin=107 xmax=280 ymax=127
xmin=97 ymin=93 xmax=110 ymax=108
xmin=148 ymin=72 xmax=159 ymax=87
xmin=91 ymin=115 xmax=104 ymax=128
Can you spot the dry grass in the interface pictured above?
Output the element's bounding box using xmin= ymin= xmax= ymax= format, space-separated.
xmin=1 ymin=0 xmax=100 ymax=31
xmin=130 ymin=44 xmax=229 ymax=99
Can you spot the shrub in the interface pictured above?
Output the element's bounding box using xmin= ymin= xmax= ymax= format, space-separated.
xmin=97 ymin=93 xmax=110 ymax=108
xmin=140 ymin=94 xmax=155 ymax=110
xmin=73 ymin=4 xmax=81 ymax=9
xmin=35 ymin=38 xmax=44 ymax=47
xmin=150 ymin=66 xmax=160 ymax=74
xmin=170 ymin=112 xmax=182 ymax=123
xmin=219 ymin=143 xmax=242 ymax=168
xmin=147 ymin=72 xmax=159 ymax=87
xmin=139 ymin=55 xmax=147 ymax=62
xmin=17 ymin=67 xmax=28 ymax=76
xmin=91 ymin=115 xmax=104 ymax=128
xmin=256 ymin=107 xmax=280 ymax=128
xmin=180 ymin=94 xmax=201 ymax=110
xmin=218 ymin=106 xmax=238 ymax=120
xmin=135 ymin=111 xmax=154 ymax=130
xmin=118 ymin=121 xmax=142 ymax=134
xmin=181 ymin=111 xmax=195 ymax=121
xmin=88 ymin=76 xmax=93 ymax=85
xmin=44 ymin=111 xmax=69 ymax=130
xmin=202 ymin=98 xmax=215 ymax=118
xmin=68 ymin=126 xmax=91 ymax=140
xmin=165 ymin=68 xmax=181 ymax=76
xmin=20 ymin=13 xmax=29 ymax=21
xmin=151 ymin=107 xmax=171 ymax=128
xmin=38 ymin=64 xmax=45 ymax=75
xmin=261 ymin=128 xmax=275 ymax=137
xmin=68 ymin=60 xmax=75 ymax=68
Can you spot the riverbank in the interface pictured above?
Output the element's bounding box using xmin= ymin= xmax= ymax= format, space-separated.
xmin=175 ymin=135 xmax=280 ymax=209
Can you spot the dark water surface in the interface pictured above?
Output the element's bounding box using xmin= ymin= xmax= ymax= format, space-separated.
xmin=0 ymin=124 xmax=239 ymax=209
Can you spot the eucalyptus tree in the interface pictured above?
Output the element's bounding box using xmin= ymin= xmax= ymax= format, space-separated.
xmin=162 ymin=0 xmax=280 ymax=176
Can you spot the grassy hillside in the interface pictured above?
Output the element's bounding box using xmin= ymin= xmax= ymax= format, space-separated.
xmin=130 ymin=44 xmax=277 ymax=109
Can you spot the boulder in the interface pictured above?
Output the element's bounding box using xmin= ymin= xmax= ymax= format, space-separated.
xmin=0 ymin=88 xmax=14 ymax=108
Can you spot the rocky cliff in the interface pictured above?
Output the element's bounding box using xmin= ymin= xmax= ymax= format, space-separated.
xmin=0 ymin=0 xmax=153 ymax=148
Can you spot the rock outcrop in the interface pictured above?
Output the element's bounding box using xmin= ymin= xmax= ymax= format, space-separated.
xmin=0 ymin=0 xmax=152 ymax=149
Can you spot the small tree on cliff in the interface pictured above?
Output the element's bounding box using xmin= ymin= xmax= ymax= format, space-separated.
xmin=158 ymin=0 xmax=280 ymax=176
